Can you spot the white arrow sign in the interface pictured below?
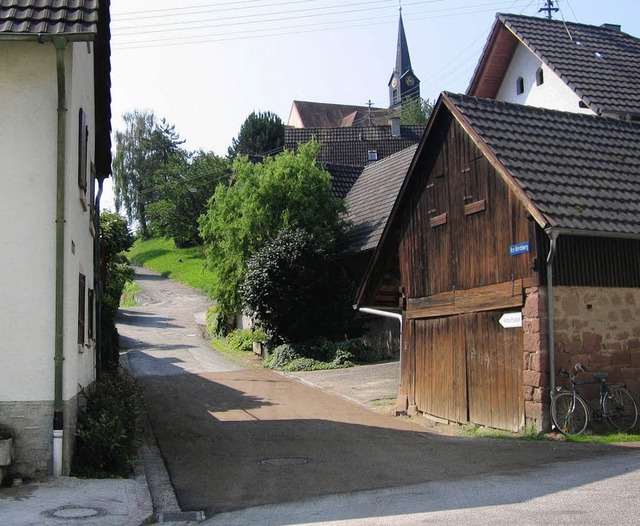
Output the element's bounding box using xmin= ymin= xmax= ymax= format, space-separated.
xmin=499 ymin=312 xmax=523 ymax=329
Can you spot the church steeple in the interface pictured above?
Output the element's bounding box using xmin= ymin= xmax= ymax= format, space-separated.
xmin=389 ymin=7 xmax=420 ymax=109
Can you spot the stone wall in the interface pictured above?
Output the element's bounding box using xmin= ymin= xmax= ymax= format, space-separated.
xmin=360 ymin=316 xmax=401 ymax=360
xmin=522 ymin=286 xmax=549 ymax=431
xmin=553 ymin=286 xmax=640 ymax=394
xmin=0 ymin=394 xmax=80 ymax=480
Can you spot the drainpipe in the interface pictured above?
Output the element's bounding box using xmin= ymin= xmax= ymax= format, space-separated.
xmin=53 ymin=36 xmax=68 ymax=477
xmin=356 ymin=307 xmax=403 ymax=386
xmin=545 ymin=229 xmax=559 ymax=395
xmin=94 ymin=179 xmax=103 ymax=378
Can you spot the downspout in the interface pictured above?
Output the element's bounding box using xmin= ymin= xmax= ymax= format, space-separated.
xmin=53 ymin=36 xmax=68 ymax=477
xmin=356 ymin=307 xmax=403 ymax=386
xmin=94 ymin=179 xmax=103 ymax=378
xmin=545 ymin=229 xmax=559 ymax=396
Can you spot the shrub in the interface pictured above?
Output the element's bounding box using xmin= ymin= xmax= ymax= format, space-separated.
xmin=263 ymin=340 xmax=357 ymax=371
xmin=226 ymin=327 xmax=267 ymax=353
xmin=72 ymin=368 xmax=142 ymax=478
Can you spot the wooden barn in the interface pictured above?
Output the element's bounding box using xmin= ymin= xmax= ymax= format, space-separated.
xmin=356 ymin=92 xmax=640 ymax=432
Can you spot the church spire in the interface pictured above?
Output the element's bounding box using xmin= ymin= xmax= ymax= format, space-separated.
xmin=389 ymin=6 xmax=420 ymax=109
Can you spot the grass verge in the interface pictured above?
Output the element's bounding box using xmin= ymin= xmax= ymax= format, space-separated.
xmin=127 ymin=237 xmax=215 ymax=294
xmin=210 ymin=337 xmax=263 ymax=369
xmin=120 ymin=281 xmax=142 ymax=307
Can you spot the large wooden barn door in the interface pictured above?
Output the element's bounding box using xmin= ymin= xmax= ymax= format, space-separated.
xmin=414 ymin=317 xmax=467 ymax=423
xmin=412 ymin=311 xmax=523 ymax=431
xmin=463 ymin=311 xmax=524 ymax=432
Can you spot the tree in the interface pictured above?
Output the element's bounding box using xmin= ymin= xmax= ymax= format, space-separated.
xmin=241 ymin=228 xmax=357 ymax=343
xmin=99 ymin=212 xmax=135 ymax=371
xmin=227 ymin=110 xmax=284 ymax=158
xmin=199 ymin=141 xmax=347 ymax=321
xmin=147 ymin=151 xmax=232 ymax=247
xmin=399 ymin=97 xmax=434 ymax=125
xmin=112 ymin=110 xmax=184 ymax=237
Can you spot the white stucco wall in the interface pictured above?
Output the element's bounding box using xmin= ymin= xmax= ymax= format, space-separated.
xmin=0 ymin=40 xmax=96 ymax=404
xmin=495 ymin=44 xmax=595 ymax=115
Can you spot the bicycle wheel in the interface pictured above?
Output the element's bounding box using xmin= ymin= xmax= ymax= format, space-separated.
xmin=551 ymin=391 xmax=589 ymax=435
xmin=604 ymin=387 xmax=638 ymax=432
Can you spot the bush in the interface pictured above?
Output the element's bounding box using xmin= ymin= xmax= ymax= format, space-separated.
xmin=226 ymin=327 xmax=267 ymax=353
xmin=72 ymin=368 xmax=142 ymax=478
xmin=263 ymin=340 xmax=360 ymax=371
xmin=242 ymin=228 xmax=358 ymax=344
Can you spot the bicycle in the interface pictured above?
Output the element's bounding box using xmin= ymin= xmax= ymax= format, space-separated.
xmin=551 ymin=363 xmax=638 ymax=435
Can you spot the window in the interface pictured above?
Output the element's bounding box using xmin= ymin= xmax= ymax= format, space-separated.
xmin=536 ymin=67 xmax=544 ymax=86
xmin=516 ymin=76 xmax=525 ymax=95
xmin=78 ymin=273 xmax=86 ymax=345
xmin=368 ymin=150 xmax=378 ymax=162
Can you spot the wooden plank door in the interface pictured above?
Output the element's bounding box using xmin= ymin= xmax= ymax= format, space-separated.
xmin=463 ymin=311 xmax=524 ymax=431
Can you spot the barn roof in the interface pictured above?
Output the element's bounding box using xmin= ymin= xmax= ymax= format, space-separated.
xmin=288 ymin=101 xmax=392 ymax=128
xmin=468 ymin=13 xmax=640 ymax=117
xmin=345 ymin=145 xmax=417 ymax=254
xmin=0 ymin=0 xmax=99 ymax=36
xmin=357 ymin=92 xmax=640 ymax=306
xmin=446 ymin=92 xmax=640 ymax=236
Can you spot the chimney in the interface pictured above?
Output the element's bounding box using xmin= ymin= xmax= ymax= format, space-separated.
xmin=601 ymin=23 xmax=621 ymax=31
xmin=390 ymin=117 xmax=401 ymax=137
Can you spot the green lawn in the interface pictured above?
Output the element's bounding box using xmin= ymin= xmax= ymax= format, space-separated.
xmin=127 ymin=237 xmax=215 ymax=295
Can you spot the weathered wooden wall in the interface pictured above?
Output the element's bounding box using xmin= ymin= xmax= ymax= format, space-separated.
xmin=396 ymin=114 xmax=536 ymax=430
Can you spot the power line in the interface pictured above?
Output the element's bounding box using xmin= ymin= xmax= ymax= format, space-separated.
xmin=112 ymin=0 xmax=532 ymax=49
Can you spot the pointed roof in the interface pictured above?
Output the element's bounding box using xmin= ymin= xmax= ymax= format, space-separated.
xmin=467 ymin=13 xmax=640 ymax=117
xmin=288 ymin=101 xmax=391 ymax=128
xmin=357 ymin=92 xmax=640 ymax=305
xmin=395 ymin=8 xmax=412 ymax=76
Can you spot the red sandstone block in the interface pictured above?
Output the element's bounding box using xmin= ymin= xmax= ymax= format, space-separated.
xmin=523 ymin=293 xmax=539 ymax=318
xmin=562 ymin=295 xmax=579 ymax=316
xmin=524 ymin=332 xmax=541 ymax=353
xmin=587 ymin=354 xmax=611 ymax=369
xmin=529 ymin=351 xmax=549 ymax=373
xmin=523 ymin=369 xmax=547 ymax=387
xmin=524 ymin=385 xmax=534 ymax=401
xmin=582 ymin=332 xmax=603 ymax=353
xmin=611 ymin=350 xmax=631 ymax=367
xmin=525 ymin=400 xmax=544 ymax=420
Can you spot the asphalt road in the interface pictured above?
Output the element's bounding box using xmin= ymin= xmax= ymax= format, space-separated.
xmin=119 ymin=267 xmax=640 ymax=523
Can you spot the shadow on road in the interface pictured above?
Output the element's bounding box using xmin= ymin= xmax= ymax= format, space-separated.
xmin=133 ymin=353 xmax=640 ymax=518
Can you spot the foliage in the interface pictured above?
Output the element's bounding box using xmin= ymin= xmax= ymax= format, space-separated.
xmin=127 ymin=236 xmax=216 ymax=293
xmin=263 ymin=340 xmax=359 ymax=371
xmin=99 ymin=212 xmax=135 ymax=371
xmin=199 ymin=141 xmax=347 ymax=322
xmin=146 ymin=152 xmax=231 ymax=247
xmin=226 ymin=328 xmax=268 ymax=353
xmin=120 ymin=281 xmax=141 ymax=308
xmin=241 ymin=228 xmax=357 ymax=343
xmin=228 ymin=110 xmax=284 ymax=159
xmin=112 ymin=110 xmax=184 ymax=238
xmin=399 ymin=97 xmax=434 ymax=125
xmin=72 ymin=369 xmax=142 ymax=478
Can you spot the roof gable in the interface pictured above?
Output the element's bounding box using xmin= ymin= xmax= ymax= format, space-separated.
xmin=0 ymin=0 xmax=99 ymax=36
xmin=288 ymin=101 xmax=391 ymax=128
xmin=468 ymin=13 xmax=640 ymax=116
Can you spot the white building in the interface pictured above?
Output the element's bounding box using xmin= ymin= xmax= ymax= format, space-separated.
xmin=0 ymin=0 xmax=111 ymax=479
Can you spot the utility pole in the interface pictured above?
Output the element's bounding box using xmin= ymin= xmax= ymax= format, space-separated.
xmin=539 ymin=0 xmax=559 ymax=19
xmin=367 ymin=100 xmax=373 ymax=126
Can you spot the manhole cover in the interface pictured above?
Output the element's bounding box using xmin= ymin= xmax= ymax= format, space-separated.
xmin=42 ymin=505 xmax=108 ymax=520
xmin=259 ymin=457 xmax=311 ymax=466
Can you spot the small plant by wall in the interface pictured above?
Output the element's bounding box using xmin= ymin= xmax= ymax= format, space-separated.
xmin=72 ymin=368 xmax=142 ymax=478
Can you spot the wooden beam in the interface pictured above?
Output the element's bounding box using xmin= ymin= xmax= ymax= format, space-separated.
xmin=406 ymin=280 xmax=524 ymax=319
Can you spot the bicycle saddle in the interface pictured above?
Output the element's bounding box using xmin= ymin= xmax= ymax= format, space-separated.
xmin=593 ymin=372 xmax=608 ymax=380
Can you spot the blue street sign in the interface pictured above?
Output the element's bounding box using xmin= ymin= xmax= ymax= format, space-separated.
xmin=509 ymin=242 xmax=530 ymax=256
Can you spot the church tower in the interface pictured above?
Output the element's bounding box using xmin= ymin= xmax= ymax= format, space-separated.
xmin=388 ymin=7 xmax=420 ymax=109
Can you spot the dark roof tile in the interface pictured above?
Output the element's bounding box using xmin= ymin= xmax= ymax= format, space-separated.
xmin=446 ymin=92 xmax=640 ymax=235
xmin=345 ymin=145 xmax=418 ymax=253
xmin=0 ymin=0 xmax=98 ymax=35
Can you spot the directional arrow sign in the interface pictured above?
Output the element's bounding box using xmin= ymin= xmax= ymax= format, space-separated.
xmin=499 ymin=312 xmax=523 ymax=329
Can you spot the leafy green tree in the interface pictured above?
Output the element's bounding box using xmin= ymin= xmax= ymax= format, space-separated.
xmin=199 ymin=141 xmax=346 ymax=320
xmin=147 ymin=152 xmax=232 ymax=247
xmin=227 ymin=110 xmax=284 ymax=158
xmin=112 ymin=110 xmax=184 ymax=237
xmin=241 ymin=228 xmax=357 ymax=343
xmin=399 ymin=97 xmax=434 ymax=125
xmin=99 ymin=212 xmax=135 ymax=371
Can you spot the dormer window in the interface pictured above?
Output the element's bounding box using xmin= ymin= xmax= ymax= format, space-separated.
xmin=536 ymin=68 xmax=544 ymax=86
xmin=516 ymin=76 xmax=525 ymax=95
xmin=368 ymin=150 xmax=378 ymax=162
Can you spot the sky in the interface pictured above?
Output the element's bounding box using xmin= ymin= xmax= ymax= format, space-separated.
xmin=103 ymin=0 xmax=640 ymax=210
